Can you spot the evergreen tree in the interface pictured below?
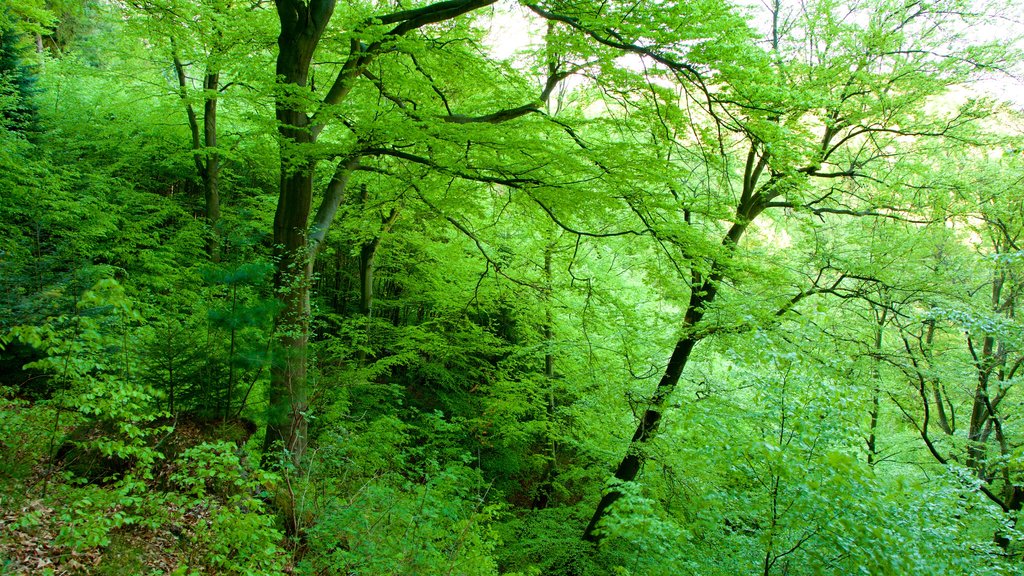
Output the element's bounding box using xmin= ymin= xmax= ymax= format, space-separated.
xmin=0 ymin=17 xmax=39 ymax=135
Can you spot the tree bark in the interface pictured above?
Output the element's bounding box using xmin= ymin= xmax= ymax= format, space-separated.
xmin=263 ymin=0 xmax=335 ymax=467
xmin=203 ymin=71 xmax=221 ymax=261
xmin=582 ymin=224 xmax=750 ymax=541
xmin=533 ymin=240 xmax=558 ymax=509
xmin=357 ymin=200 xmax=400 ymax=316
xmin=583 ymin=145 xmax=773 ymax=543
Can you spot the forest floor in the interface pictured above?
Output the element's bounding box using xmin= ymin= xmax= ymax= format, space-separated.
xmin=0 ymin=496 xmax=180 ymax=575
xmin=0 ymin=407 xmax=281 ymax=575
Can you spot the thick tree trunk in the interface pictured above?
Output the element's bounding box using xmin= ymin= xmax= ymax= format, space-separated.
xmin=262 ymin=0 xmax=335 ymax=467
xmin=264 ymin=159 xmax=315 ymax=466
xmin=260 ymin=0 xmax=528 ymax=467
xmin=358 ymin=239 xmax=379 ymax=316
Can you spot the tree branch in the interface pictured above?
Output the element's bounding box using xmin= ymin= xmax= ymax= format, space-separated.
xmin=524 ymin=3 xmax=704 ymax=82
xmin=308 ymin=155 xmax=362 ymax=258
xmin=170 ymin=40 xmax=205 ymax=178
xmin=312 ymin=0 xmax=497 ymax=135
xmin=530 ymin=195 xmax=645 ymax=238
xmin=763 ymin=202 xmax=939 ymax=225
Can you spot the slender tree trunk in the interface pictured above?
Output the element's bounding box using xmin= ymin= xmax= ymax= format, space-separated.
xmin=171 ymin=43 xmax=221 ymax=261
xmin=356 ymin=203 xmax=401 ymax=316
xmin=203 ymin=71 xmax=221 ymax=261
xmin=866 ymin=307 xmax=886 ymax=465
xmin=583 ymin=332 xmax=700 ymax=541
xmin=866 ymin=391 xmax=880 ymax=465
xmin=533 ymin=241 xmax=557 ymax=510
xmin=544 ymin=243 xmax=556 ymax=383
xmin=168 ymin=347 xmax=175 ymax=415
xmin=967 ymin=338 xmax=994 ymax=471
xmin=584 ymin=145 xmax=771 ymax=542
xmin=225 ymin=284 xmax=237 ymax=422
xmin=583 ymin=241 xmax=733 ymax=541
xmin=967 ymin=271 xmax=1003 ymax=473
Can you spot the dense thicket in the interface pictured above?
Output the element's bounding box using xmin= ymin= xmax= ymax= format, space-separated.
xmin=2 ymin=0 xmax=1024 ymax=574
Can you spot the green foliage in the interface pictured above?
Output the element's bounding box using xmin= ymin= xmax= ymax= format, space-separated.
xmin=146 ymin=261 xmax=276 ymax=420
xmin=50 ymin=476 xmax=169 ymax=550
xmin=171 ymin=442 xmax=286 ymax=574
xmin=0 ymin=386 xmax=54 ymax=483
xmin=7 ymin=278 xmax=168 ymax=483
xmin=0 ymin=0 xmax=1022 ymax=572
xmin=0 ymin=13 xmax=40 ymax=135
xmin=302 ymin=455 xmax=499 ymax=576
xmin=496 ymin=506 xmax=603 ymax=576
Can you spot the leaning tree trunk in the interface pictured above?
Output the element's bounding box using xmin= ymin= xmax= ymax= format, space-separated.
xmin=583 ymin=150 xmax=770 ymax=542
xmin=582 ymin=225 xmax=751 ymax=542
xmin=582 ymin=296 xmax=705 ymax=541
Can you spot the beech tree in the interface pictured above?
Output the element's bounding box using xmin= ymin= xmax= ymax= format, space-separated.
xmin=546 ymin=0 xmax=1015 ymax=541
xmin=6 ymin=0 xmax=1024 ymax=572
xmin=867 ymin=148 xmax=1024 ymax=549
xmin=264 ymin=0 xmax=562 ymax=464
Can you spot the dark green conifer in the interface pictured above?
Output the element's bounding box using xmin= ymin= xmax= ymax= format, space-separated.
xmin=0 ymin=17 xmax=39 ymax=135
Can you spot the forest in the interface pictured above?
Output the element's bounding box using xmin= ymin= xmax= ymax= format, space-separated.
xmin=2 ymin=0 xmax=1024 ymax=573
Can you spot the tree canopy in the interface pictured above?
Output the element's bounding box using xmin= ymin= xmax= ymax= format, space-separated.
xmin=2 ymin=0 xmax=1024 ymax=573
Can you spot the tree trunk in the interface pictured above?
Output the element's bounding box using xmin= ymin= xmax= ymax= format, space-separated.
xmin=583 ymin=149 xmax=769 ymax=541
xmin=171 ymin=44 xmax=221 ymax=262
xmin=358 ymin=239 xmax=379 ymax=316
xmin=866 ymin=307 xmax=886 ymax=465
xmin=264 ymin=159 xmax=315 ymax=466
xmin=355 ymin=203 xmax=401 ymax=316
xmin=583 ymin=254 xmax=727 ymax=540
xmin=203 ymin=71 xmax=221 ymax=262
xmin=966 ymin=269 xmax=1003 ymax=473
xmin=260 ymin=0 xmax=525 ymax=466
xmin=533 ymin=241 xmax=557 ymax=510
xmin=262 ymin=0 xmax=335 ymax=467
xmin=582 ymin=332 xmax=700 ymax=541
